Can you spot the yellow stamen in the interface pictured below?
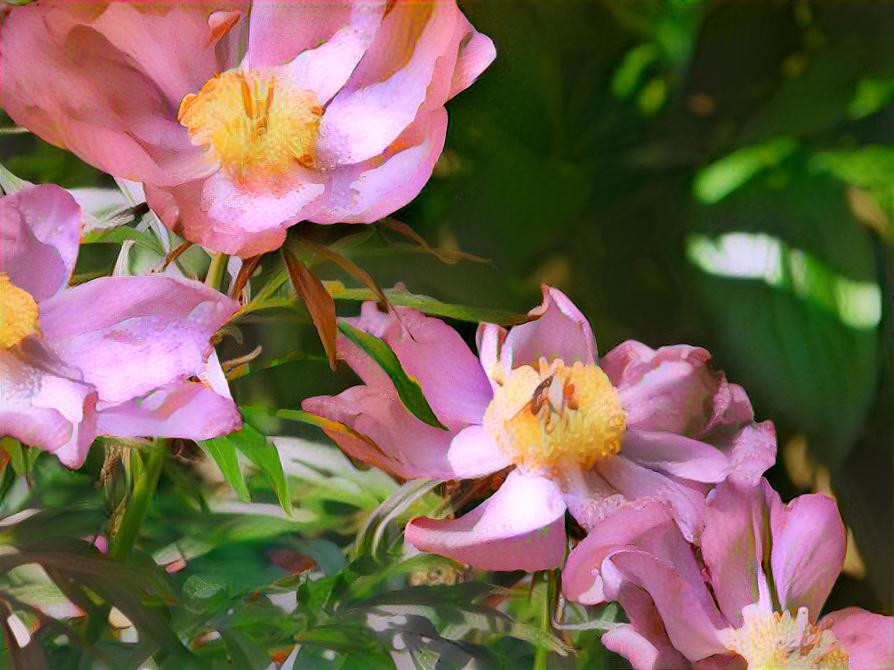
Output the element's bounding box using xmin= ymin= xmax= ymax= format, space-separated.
xmin=0 ymin=273 xmax=40 ymax=349
xmin=178 ymin=69 xmax=322 ymax=189
xmin=483 ymin=358 xmax=626 ymax=474
xmin=721 ymin=604 xmax=849 ymax=670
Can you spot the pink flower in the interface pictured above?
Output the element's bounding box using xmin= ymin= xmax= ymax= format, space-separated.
xmin=1 ymin=1 xmax=496 ymax=257
xmin=562 ymin=479 xmax=894 ymax=670
xmin=1 ymin=184 xmax=242 ymax=467
xmin=302 ymin=286 xmax=775 ymax=571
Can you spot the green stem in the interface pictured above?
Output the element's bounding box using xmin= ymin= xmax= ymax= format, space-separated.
xmin=109 ymin=441 xmax=167 ymax=561
xmin=205 ymin=252 xmax=230 ymax=291
xmin=83 ymin=441 xmax=168 ymax=645
xmin=533 ymin=571 xmax=551 ymax=670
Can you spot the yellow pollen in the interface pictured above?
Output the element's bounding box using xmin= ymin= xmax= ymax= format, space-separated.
xmin=483 ymin=359 xmax=626 ymax=474
xmin=0 ymin=273 xmax=40 ymax=349
xmin=178 ymin=69 xmax=323 ymax=189
xmin=721 ymin=604 xmax=849 ymax=670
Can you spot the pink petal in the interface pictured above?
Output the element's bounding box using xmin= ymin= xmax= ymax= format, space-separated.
xmin=500 ymin=285 xmax=597 ymax=374
xmin=449 ymin=26 xmax=497 ymax=98
xmin=96 ymin=382 xmax=241 ymax=440
xmin=404 ymin=469 xmax=567 ymax=571
xmin=39 ymin=275 xmax=239 ymax=404
xmin=0 ymin=184 xmax=81 ymax=302
xmin=700 ymin=480 xmax=778 ymax=627
xmin=446 ymin=425 xmax=511 ymax=478
xmin=595 ymin=454 xmax=708 ymax=542
xmin=302 ymin=386 xmax=458 ymax=480
xmin=603 ymin=584 xmax=692 ymax=670
xmin=145 ymin=170 xmax=326 ymax=257
xmin=562 ymin=501 xmax=674 ymax=605
xmin=316 ymin=1 xmax=461 ymax=166
xmin=475 ymin=322 xmax=507 ymax=391
xmin=603 ymin=623 xmax=692 ymax=670
xmin=280 ymin=1 xmax=387 ymax=105
xmin=819 ymin=608 xmax=894 ymax=670
xmin=622 ymin=430 xmax=730 ymax=483
xmin=1 ymin=4 xmax=210 ymax=186
xmin=770 ymin=489 xmax=845 ymax=619
xmin=0 ymin=340 xmax=96 ymax=467
xmin=88 ymin=2 xmax=231 ymax=105
xmin=341 ymin=301 xmax=492 ymax=427
xmin=310 ymin=108 xmax=449 ymax=225
xmin=608 ymin=342 xmax=746 ymax=436
xmin=725 ymin=421 xmax=777 ymax=486
xmin=246 ymin=0 xmax=355 ymax=69
xmin=607 ymin=548 xmax=726 ymax=661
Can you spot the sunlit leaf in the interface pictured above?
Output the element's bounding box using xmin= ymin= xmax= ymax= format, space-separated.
xmin=200 ymin=436 xmax=250 ymax=502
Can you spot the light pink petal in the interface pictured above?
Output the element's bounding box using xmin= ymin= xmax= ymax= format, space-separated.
xmin=603 ymin=584 xmax=692 ymax=670
xmin=608 ymin=342 xmax=752 ymax=436
xmin=622 ymin=430 xmax=730 ymax=483
xmin=39 ymin=275 xmax=239 ymax=404
xmin=820 ymin=608 xmax=894 ymax=670
xmin=310 ymin=108 xmax=448 ymax=225
xmin=302 ymin=386 xmax=458 ymax=480
xmin=701 ymin=480 xmax=778 ymax=627
xmin=88 ymin=2 xmax=231 ymax=105
xmin=725 ymin=421 xmax=777 ymax=486
xmin=342 ymin=301 xmax=492 ymax=427
xmin=404 ymin=469 xmax=567 ymax=571
xmin=603 ymin=623 xmax=692 ymax=670
xmin=449 ymin=27 xmax=497 ymax=98
xmin=608 ymin=548 xmax=726 ymax=661
xmin=0 ymin=340 xmax=96 ymax=467
xmin=96 ymin=382 xmax=241 ymax=440
xmin=562 ymin=501 xmax=674 ymax=605
xmin=770 ymin=490 xmax=845 ymax=619
xmin=145 ymin=170 xmax=326 ymax=257
xmin=246 ymin=0 xmax=354 ymax=68
xmin=500 ymin=285 xmax=596 ymax=373
xmin=446 ymin=425 xmax=511 ymax=478
xmin=316 ymin=1 xmax=458 ymax=166
xmin=475 ymin=322 xmax=507 ymax=391
xmin=280 ymin=1 xmax=387 ymax=105
xmin=595 ymin=454 xmax=708 ymax=542
xmin=1 ymin=5 xmax=209 ymax=186
xmin=0 ymin=184 xmax=81 ymax=302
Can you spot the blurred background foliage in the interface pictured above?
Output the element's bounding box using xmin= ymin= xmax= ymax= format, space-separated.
xmin=1 ymin=0 xmax=893 ymax=668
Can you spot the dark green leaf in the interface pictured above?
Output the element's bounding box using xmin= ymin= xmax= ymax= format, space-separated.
xmin=337 ymin=321 xmax=448 ymax=431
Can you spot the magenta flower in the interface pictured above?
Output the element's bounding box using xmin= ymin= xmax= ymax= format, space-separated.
xmin=303 ymin=286 xmax=775 ymax=571
xmin=1 ymin=1 xmax=496 ymax=257
xmin=1 ymin=184 xmax=241 ymax=467
xmin=562 ymin=479 xmax=894 ymax=670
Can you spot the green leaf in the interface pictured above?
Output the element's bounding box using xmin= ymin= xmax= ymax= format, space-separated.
xmin=328 ymin=284 xmax=530 ymax=326
xmin=337 ymin=321 xmax=448 ymax=430
xmin=200 ymin=436 xmax=250 ymax=502
xmin=1 ymin=437 xmax=39 ymax=476
xmin=228 ymin=420 xmax=292 ymax=515
xmin=81 ymin=226 xmax=165 ymax=255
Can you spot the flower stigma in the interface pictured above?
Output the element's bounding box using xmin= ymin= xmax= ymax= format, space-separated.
xmin=720 ymin=604 xmax=849 ymax=670
xmin=178 ymin=69 xmax=323 ymax=190
xmin=0 ymin=273 xmax=40 ymax=349
xmin=483 ymin=358 xmax=626 ymax=475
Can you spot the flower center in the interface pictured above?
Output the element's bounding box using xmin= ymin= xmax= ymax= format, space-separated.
xmin=483 ymin=358 xmax=626 ymax=474
xmin=0 ymin=273 xmax=40 ymax=349
xmin=720 ymin=604 xmax=849 ymax=670
xmin=178 ymin=69 xmax=323 ymax=189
